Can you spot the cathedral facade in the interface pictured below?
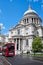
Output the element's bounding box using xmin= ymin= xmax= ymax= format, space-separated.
xmin=8 ymin=6 xmax=43 ymax=54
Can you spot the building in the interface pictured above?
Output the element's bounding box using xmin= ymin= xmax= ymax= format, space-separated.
xmin=5 ymin=34 xmax=9 ymax=43
xmin=8 ymin=6 xmax=43 ymax=54
xmin=0 ymin=34 xmax=5 ymax=51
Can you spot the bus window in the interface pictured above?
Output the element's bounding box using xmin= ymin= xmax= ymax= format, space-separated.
xmin=8 ymin=46 xmax=14 ymax=51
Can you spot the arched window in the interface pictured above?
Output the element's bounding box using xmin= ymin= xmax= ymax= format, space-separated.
xmin=27 ymin=18 xmax=28 ymax=23
xmin=18 ymin=29 xmax=20 ymax=34
xmin=24 ymin=19 xmax=26 ymax=24
xmin=32 ymin=18 xmax=33 ymax=23
xmin=26 ymin=39 xmax=28 ymax=46
xmin=37 ymin=31 xmax=39 ymax=36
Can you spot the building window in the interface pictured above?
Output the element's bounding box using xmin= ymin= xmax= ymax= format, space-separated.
xmin=18 ymin=29 xmax=20 ymax=34
xmin=26 ymin=39 xmax=28 ymax=46
xmin=32 ymin=31 xmax=34 ymax=33
xmin=26 ymin=33 xmax=28 ymax=35
xmin=37 ymin=31 xmax=39 ymax=36
xmin=27 ymin=18 xmax=28 ymax=23
xmin=25 ymin=27 xmax=28 ymax=30
xmin=23 ymin=19 xmax=26 ymax=24
xmin=32 ymin=18 xmax=33 ymax=23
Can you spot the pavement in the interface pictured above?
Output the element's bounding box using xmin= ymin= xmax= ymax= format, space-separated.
xmin=0 ymin=54 xmax=43 ymax=65
xmin=0 ymin=56 xmax=3 ymax=65
xmin=4 ymin=55 xmax=43 ymax=65
xmin=0 ymin=53 xmax=11 ymax=65
xmin=0 ymin=60 xmax=3 ymax=65
xmin=0 ymin=53 xmax=3 ymax=65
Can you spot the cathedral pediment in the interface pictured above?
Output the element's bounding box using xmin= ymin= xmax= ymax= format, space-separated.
xmin=13 ymin=24 xmax=23 ymax=29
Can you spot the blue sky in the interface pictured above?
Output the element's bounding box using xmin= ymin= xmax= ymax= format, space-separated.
xmin=0 ymin=0 xmax=43 ymax=34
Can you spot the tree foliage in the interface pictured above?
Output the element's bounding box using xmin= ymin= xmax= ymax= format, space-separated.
xmin=32 ymin=37 xmax=42 ymax=53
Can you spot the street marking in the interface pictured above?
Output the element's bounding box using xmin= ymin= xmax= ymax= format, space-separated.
xmin=2 ymin=55 xmax=43 ymax=65
xmin=2 ymin=56 xmax=12 ymax=65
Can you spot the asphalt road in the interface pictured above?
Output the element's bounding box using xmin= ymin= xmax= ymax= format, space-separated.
xmin=3 ymin=55 xmax=43 ymax=65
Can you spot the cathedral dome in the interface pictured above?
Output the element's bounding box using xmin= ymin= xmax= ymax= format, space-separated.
xmin=24 ymin=5 xmax=37 ymax=15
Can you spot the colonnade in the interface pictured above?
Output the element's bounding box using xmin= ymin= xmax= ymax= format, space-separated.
xmin=14 ymin=38 xmax=22 ymax=51
xmin=23 ymin=18 xmax=40 ymax=25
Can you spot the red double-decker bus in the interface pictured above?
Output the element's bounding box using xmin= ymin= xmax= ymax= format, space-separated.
xmin=2 ymin=42 xmax=15 ymax=56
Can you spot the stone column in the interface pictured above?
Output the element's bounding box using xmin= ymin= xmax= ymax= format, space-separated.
xmin=15 ymin=39 xmax=17 ymax=54
xmin=36 ymin=19 xmax=38 ymax=24
xmin=19 ymin=38 xmax=20 ymax=51
xmin=22 ymin=39 xmax=25 ymax=50
xmin=26 ymin=18 xmax=27 ymax=23
xmin=33 ymin=18 xmax=34 ymax=23
xmin=16 ymin=39 xmax=17 ymax=50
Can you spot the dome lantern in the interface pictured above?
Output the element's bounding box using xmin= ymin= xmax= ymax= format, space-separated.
xmin=28 ymin=5 xmax=32 ymax=10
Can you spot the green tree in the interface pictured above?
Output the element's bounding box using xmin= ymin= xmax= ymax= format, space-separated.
xmin=32 ymin=37 xmax=42 ymax=55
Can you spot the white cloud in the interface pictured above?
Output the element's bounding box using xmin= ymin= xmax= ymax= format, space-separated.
xmin=41 ymin=4 xmax=43 ymax=9
xmin=3 ymin=26 xmax=5 ymax=29
xmin=33 ymin=0 xmax=39 ymax=2
xmin=0 ymin=23 xmax=3 ymax=26
xmin=10 ymin=0 xmax=13 ymax=2
xmin=4 ymin=32 xmax=9 ymax=35
xmin=0 ymin=23 xmax=5 ymax=29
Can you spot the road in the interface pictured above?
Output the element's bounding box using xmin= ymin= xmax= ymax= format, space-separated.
xmin=3 ymin=55 xmax=43 ymax=65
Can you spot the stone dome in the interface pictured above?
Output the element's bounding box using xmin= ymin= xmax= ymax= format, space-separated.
xmin=24 ymin=5 xmax=37 ymax=15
